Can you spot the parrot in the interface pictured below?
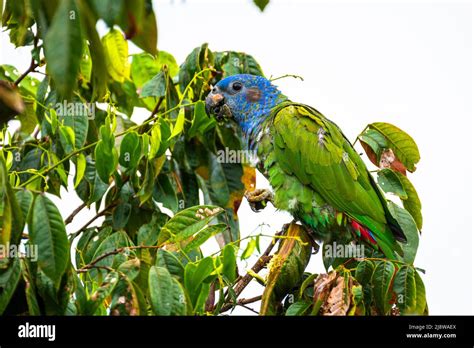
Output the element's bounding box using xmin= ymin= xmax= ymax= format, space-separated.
xmin=205 ymin=74 xmax=407 ymax=260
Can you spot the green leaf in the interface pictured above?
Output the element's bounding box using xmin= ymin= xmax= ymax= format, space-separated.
xmin=77 ymin=0 xmax=107 ymax=100
xmin=112 ymin=202 xmax=132 ymax=229
xmin=187 ymin=100 xmax=216 ymax=138
xmin=74 ymin=153 xmax=86 ymax=188
xmin=368 ymin=122 xmax=420 ymax=172
xmin=377 ymin=169 xmax=408 ymax=199
xmin=58 ymin=124 xmax=75 ymax=153
xmin=92 ymin=231 xmax=133 ymax=269
xmin=371 ymin=260 xmax=395 ymax=315
xmin=298 ymin=273 xmax=318 ymax=299
xmin=393 ymin=265 xmax=416 ymax=314
xmin=0 ymin=258 xmax=21 ymax=315
xmin=253 ymin=0 xmax=270 ymax=12
xmin=119 ymin=131 xmax=141 ymax=169
xmin=355 ymin=259 xmax=375 ymax=286
xmin=158 ymin=205 xmax=223 ymax=245
xmin=155 ymin=249 xmax=185 ymax=281
xmin=241 ymin=238 xmax=257 ymax=260
xmin=286 ymin=300 xmax=312 ymax=316
xmin=88 ymin=0 xmax=124 ymax=27
xmin=140 ymin=71 xmax=166 ymax=98
xmin=414 ymin=270 xmax=427 ymax=314
xmin=43 ymin=0 xmax=83 ymax=97
xmin=137 ymin=159 xmax=154 ymax=205
xmin=60 ymin=110 xmax=89 ymax=148
xmin=183 ymin=223 xmax=227 ymax=253
xmin=109 ymin=277 xmax=142 ymax=316
xmin=222 ymin=244 xmax=237 ymax=283
xmin=117 ymin=258 xmax=141 ymax=281
xmin=15 ymin=189 xmax=33 ymax=223
xmin=153 ymin=173 xmax=178 ymax=213
xmin=28 ymin=194 xmax=69 ymax=286
xmin=148 ymin=123 xmax=161 ymax=159
xmin=395 ymin=171 xmax=423 ymax=230
xmin=94 ymin=129 xmax=118 ymax=183
xmin=214 ymin=51 xmax=264 ymax=77
xmin=131 ymin=51 xmax=178 ymax=88
xmin=1 ymin=155 xmax=24 ymax=245
xmin=388 ymin=202 xmax=419 ymax=264
xmin=148 ymin=265 xmax=174 ymax=315
xmin=184 ymin=257 xmax=215 ymax=307
xmin=86 ymin=271 xmax=120 ymax=315
xmin=102 ymin=28 xmax=129 ymax=83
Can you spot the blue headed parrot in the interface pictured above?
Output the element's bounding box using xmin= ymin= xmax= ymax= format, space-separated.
xmin=205 ymin=74 xmax=406 ymax=259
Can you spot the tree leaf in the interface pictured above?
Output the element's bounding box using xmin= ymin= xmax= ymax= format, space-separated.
xmin=155 ymin=249 xmax=185 ymax=281
xmin=102 ymin=28 xmax=130 ymax=83
xmin=43 ymin=0 xmax=83 ymax=97
xmin=0 ymin=257 xmax=21 ymax=314
xmin=368 ymin=122 xmax=420 ymax=172
xmin=253 ymin=0 xmax=270 ymax=12
xmin=241 ymin=238 xmax=257 ymax=260
xmin=354 ymin=259 xmax=375 ymax=286
xmin=377 ymin=168 xmax=408 ymax=199
xmin=260 ymin=224 xmax=312 ymax=315
xmin=286 ymin=300 xmax=312 ymax=316
xmin=86 ymin=271 xmax=120 ymax=315
xmin=222 ymin=244 xmax=237 ymax=283
xmin=28 ymin=194 xmax=69 ymax=286
xmin=140 ymin=71 xmax=166 ymax=98
xmin=393 ymin=265 xmax=416 ymax=314
xmin=182 ymin=223 xmax=227 ymax=253
xmin=168 ymin=109 xmax=185 ymax=140
xmin=414 ymin=270 xmax=427 ymax=314
xmin=371 ymin=260 xmax=395 ymax=315
xmin=187 ymin=100 xmax=216 ymax=138
xmin=0 ymin=154 xmax=24 ymax=245
xmin=117 ymin=258 xmax=141 ymax=281
xmin=74 ymin=153 xmax=86 ymax=189
xmin=395 ymin=171 xmax=423 ymax=230
xmin=119 ymin=131 xmax=141 ymax=169
xmin=158 ymin=205 xmax=223 ymax=245
xmin=388 ymin=202 xmax=419 ymax=264
xmin=148 ymin=265 xmax=174 ymax=315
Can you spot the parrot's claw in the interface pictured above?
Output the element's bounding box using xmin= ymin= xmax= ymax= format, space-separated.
xmin=244 ymin=188 xmax=274 ymax=212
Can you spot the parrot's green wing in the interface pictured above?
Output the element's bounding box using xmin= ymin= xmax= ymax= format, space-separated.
xmin=269 ymin=102 xmax=403 ymax=258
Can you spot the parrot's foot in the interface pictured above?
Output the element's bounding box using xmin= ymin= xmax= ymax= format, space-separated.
xmin=244 ymin=188 xmax=274 ymax=212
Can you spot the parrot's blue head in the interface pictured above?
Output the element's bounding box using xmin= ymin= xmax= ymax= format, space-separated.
xmin=205 ymin=74 xmax=286 ymax=136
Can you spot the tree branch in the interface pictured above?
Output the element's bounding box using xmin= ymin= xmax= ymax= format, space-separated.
xmin=14 ymin=58 xmax=39 ymax=86
xmin=65 ymin=202 xmax=87 ymax=225
xmin=218 ymin=228 xmax=286 ymax=313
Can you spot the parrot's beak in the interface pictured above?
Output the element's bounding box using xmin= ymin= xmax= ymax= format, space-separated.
xmin=205 ymin=90 xmax=230 ymax=122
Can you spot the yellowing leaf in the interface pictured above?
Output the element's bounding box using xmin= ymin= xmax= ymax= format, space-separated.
xmin=168 ymin=109 xmax=185 ymax=140
xmin=102 ymin=29 xmax=130 ymax=83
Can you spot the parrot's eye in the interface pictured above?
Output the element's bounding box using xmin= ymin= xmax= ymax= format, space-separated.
xmin=231 ymin=82 xmax=243 ymax=92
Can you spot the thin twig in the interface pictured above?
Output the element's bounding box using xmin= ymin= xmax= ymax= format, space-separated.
xmin=219 ymin=228 xmax=286 ymax=313
xmin=270 ymin=74 xmax=304 ymax=82
xmin=14 ymin=59 xmax=39 ymax=86
xmin=77 ymin=245 xmax=163 ymax=272
xmin=69 ymin=203 xmax=117 ymax=239
xmin=65 ymin=202 xmax=87 ymax=225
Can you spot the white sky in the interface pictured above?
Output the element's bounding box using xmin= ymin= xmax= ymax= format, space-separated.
xmin=1 ymin=0 xmax=473 ymax=315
